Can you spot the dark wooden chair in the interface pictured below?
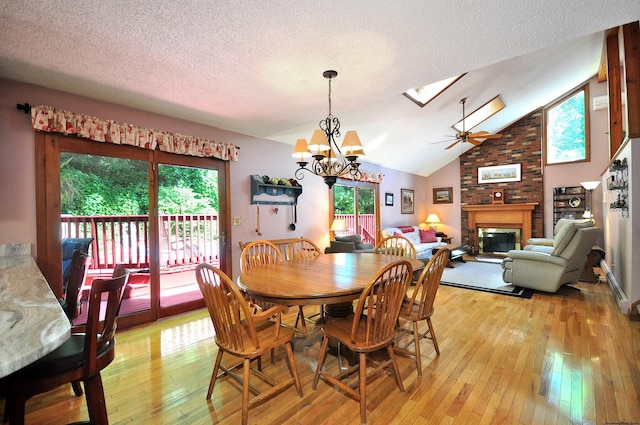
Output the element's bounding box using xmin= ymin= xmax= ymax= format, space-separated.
xmin=395 ymin=248 xmax=450 ymax=375
xmin=59 ymin=250 xmax=92 ymax=322
xmin=287 ymin=237 xmax=322 ymax=332
xmin=195 ymin=263 xmax=303 ymax=425
xmin=56 ymin=250 xmax=92 ymax=397
xmin=0 ymin=267 xmax=129 ymax=425
xmin=312 ymin=260 xmax=413 ymax=424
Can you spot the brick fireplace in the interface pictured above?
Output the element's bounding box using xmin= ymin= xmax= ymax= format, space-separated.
xmin=458 ymin=109 xmax=544 ymax=248
xmin=462 ymin=203 xmax=537 ymax=255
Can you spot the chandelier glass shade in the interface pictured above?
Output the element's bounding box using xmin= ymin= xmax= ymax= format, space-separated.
xmin=292 ymin=70 xmax=364 ymax=188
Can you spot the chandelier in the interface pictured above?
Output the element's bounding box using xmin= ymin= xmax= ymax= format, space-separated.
xmin=292 ymin=70 xmax=365 ymax=189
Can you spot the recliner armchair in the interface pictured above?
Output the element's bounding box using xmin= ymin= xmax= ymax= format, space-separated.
xmin=526 ymin=218 xmax=591 ymax=247
xmin=501 ymin=221 xmax=599 ymax=293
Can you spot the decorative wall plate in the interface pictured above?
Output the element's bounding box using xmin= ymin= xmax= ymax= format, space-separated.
xmin=569 ymin=196 xmax=581 ymax=208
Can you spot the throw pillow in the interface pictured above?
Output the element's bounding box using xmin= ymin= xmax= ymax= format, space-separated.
xmin=419 ymin=229 xmax=437 ymax=243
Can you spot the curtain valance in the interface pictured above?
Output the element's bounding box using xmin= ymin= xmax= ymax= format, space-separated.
xmin=31 ymin=105 xmax=239 ymax=161
xmin=341 ymin=169 xmax=384 ymax=184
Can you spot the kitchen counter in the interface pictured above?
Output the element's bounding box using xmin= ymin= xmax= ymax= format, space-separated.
xmin=0 ymin=243 xmax=71 ymax=378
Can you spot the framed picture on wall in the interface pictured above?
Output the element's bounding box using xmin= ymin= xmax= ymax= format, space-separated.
xmin=385 ymin=192 xmax=394 ymax=206
xmin=433 ymin=187 xmax=453 ymax=204
xmin=478 ymin=163 xmax=521 ymax=184
xmin=401 ymin=188 xmax=414 ymax=214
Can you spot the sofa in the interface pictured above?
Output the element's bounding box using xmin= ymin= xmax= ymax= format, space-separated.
xmin=380 ymin=225 xmax=446 ymax=260
xmin=501 ymin=220 xmax=599 ymax=292
xmin=324 ymin=234 xmax=375 ymax=253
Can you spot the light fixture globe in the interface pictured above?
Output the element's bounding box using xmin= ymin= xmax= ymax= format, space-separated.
xmin=580 ymin=180 xmax=601 ymax=221
xmin=292 ymin=70 xmax=365 ymax=189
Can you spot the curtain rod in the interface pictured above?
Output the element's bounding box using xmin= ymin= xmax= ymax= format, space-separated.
xmin=17 ymin=103 xmax=31 ymax=114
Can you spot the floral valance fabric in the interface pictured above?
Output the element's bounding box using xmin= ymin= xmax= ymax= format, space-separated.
xmin=342 ymin=169 xmax=384 ymax=184
xmin=31 ymin=105 xmax=239 ymax=161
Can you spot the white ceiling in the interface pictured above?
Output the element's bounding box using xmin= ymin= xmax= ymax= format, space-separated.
xmin=2 ymin=2 xmax=639 ymax=176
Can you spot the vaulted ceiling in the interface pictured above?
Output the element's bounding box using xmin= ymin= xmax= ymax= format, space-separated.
xmin=1 ymin=2 xmax=639 ymax=176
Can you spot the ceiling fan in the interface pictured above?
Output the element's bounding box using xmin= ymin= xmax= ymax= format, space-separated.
xmin=438 ymin=97 xmax=502 ymax=150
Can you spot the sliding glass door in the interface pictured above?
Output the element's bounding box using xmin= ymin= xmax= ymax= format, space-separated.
xmin=331 ymin=181 xmax=379 ymax=245
xmin=37 ymin=134 xmax=229 ymax=329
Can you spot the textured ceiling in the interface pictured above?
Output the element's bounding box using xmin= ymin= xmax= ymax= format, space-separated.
xmin=1 ymin=1 xmax=639 ymax=176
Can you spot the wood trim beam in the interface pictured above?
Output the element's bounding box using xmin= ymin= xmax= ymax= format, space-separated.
xmin=623 ymin=21 xmax=640 ymax=138
xmin=607 ymin=29 xmax=623 ymax=157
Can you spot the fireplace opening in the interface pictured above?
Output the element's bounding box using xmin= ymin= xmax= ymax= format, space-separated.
xmin=478 ymin=228 xmax=521 ymax=256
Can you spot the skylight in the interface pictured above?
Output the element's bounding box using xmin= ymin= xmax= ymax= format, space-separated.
xmin=403 ymin=74 xmax=465 ymax=107
xmin=453 ymin=95 xmax=505 ymax=131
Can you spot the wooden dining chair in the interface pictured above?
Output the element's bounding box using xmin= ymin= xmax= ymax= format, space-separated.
xmin=287 ymin=237 xmax=321 ymax=260
xmin=312 ymin=259 xmax=413 ymax=424
xmin=395 ymin=248 xmax=450 ymax=376
xmin=0 ymin=267 xmax=130 ymax=425
xmin=375 ymin=235 xmax=417 ymax=259
xmin=195 ymin=263 xmax=303 ymax=425
xmin=239 ymin=240 xmax=285 ymax=309
xmin=287 ymin=237 xmax=322 ymax=332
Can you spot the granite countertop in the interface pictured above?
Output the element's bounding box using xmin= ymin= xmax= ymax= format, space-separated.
xmin=0 ymin=243 xmax=71 ymax=378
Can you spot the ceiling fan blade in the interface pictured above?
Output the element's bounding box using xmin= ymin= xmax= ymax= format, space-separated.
xmin=429 ymin=136 xmax=457 ymax=145
xmin=445 ymin=140 xmax=460 ymax=150
xmin=467 ymin=138 xmax=483 ymax=146
xmin=480 ymin=133 xmax=502 ymax=139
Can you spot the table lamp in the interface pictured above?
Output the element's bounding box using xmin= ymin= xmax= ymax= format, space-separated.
xmin=425 ymin=213 xmax=441 ymax=232
xmin=330 ymin=218 xmax=348 ymax=237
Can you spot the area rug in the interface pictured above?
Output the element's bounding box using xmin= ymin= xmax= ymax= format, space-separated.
xmin=440 ymin=260 xmax=533 ymax=298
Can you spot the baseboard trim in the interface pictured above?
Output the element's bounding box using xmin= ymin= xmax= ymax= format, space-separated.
xmin=601 ymin=260 xmax=631 ymax=314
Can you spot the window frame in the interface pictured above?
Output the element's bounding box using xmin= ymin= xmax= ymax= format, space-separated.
xmin=543 ymin=83 xmax=591 ymax=166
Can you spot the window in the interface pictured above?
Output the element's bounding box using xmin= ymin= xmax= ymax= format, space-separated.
xmin=544 ymin=84 xmax=590 ymax=165
xmin=403 ymin=74 xmax=465 ymax=107
xmin=452 ymin=95 xmax=505 ymax=132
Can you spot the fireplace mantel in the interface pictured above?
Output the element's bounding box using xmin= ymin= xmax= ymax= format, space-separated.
xmin=463 ymin=203 xmax=538 ymax=250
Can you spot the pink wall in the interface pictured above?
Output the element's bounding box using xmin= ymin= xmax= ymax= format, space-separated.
xmin=0 ymin=78 xmax=430 ymax=278
xmin=0 ymin=76 xmax=612 ymax=276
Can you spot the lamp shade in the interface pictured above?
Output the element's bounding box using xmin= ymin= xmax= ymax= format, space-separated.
xmin=580 ymin=181 xmax=601 ymax=190
xmin=341 ymin=130 xmax=365 ymax=156
xmin=307 ymin=129 xmax=330 ymax=155
xmin=330 ymin=218 xmax=347 ymax=232
xmin=291 ymin=138 xmax=311 ymax=160
xmin=425 ymin=214 xmax=441 ymax=224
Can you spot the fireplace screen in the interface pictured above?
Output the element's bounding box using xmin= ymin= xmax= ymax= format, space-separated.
xmin=478 ymin=228 xmax=521 ymax=255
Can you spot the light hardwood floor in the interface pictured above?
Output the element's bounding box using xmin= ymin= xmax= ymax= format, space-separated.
xmin=5 ymin=275 xmax=640 ymax=424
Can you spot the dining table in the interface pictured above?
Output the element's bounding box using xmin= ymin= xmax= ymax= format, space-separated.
xmin=238 ymin=252 xmax=423 ymax=314
xmin=0 ymin=243 xmax=71 ymax=379
xmin=238 ymin=252 xmax=423 ymax=353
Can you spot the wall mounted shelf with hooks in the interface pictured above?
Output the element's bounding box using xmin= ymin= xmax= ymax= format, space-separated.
xmin=608 ymin=158 xmax=628 ymax=216
xmin=250 ymin=174 xmax=302 ymax=205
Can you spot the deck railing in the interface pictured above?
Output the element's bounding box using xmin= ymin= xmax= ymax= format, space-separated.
xmin=333 ymin=214 xmax=376 ymax=244
xmin=61 ymin=214 xmax=219 ymax=270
